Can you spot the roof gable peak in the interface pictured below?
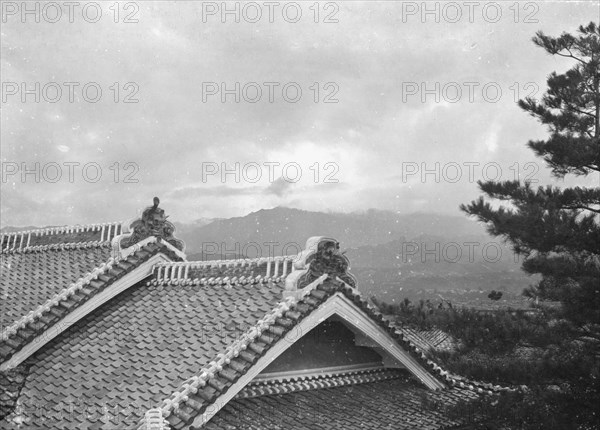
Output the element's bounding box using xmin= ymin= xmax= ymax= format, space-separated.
xmin=115 ymin=197 xmax=185 ymax=253
xmin=144 ymin=276 xmax=450 ymax=430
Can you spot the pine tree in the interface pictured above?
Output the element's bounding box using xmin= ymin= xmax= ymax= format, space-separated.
xmin=461 ymin=22 xmax=600 ymax=332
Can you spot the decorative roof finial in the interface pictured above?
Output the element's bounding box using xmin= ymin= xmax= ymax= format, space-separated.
xmin=284 ymin=236 xmax=356 ymax=298
xmin=302 ymin=237 xmax=356 ymax=288
xmin=119 ymin=197 xmax=185 ymax=251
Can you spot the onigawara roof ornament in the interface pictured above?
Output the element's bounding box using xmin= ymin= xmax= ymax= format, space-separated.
xmin=119 ymin=197 xmax=185 ymax=252
xmin=304 ymin=237 xmax=356 ymax=287
xmin=285 ymin=236 xmax=357 ymax=298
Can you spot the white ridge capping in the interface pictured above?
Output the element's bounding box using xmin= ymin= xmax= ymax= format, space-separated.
xmin=159 ymin=273 xmax=331 ymax=417
xmin=116 ymin=236 xmax=159 ymax=261
xmin=1 ymin=251 xmax=171 ymax=372
xmin=161 ymin=240 xmax=187 ymax=260
xmin=189 ymin=289 xmax=446 ymax=428
xmin=157 ymin=287 xmax=309 ymax=418
xmin=1 ymin=256 xmax=117 ymax=340
xmin=110 ymin=226 xmax=187 ymax=262
xmin=1 ymin=222 xmax=122 ymax=253
xmin=149 ymin=255 xmax=298 ymax=284
xmin=141 ymin=409 xmax=170 ymax=430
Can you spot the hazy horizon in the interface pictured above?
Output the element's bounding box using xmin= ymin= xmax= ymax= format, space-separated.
xmin=0 ymin=204 xmax=484 ymax=230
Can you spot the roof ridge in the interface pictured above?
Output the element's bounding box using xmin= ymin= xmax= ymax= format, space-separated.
xmin=116 ymin=236 xmax=187 ymax=262
xmin=1 ymin=241 xmax=111 ymax=255
xmin=140 ymin=273 xmax=507 ymax=429
xmin=152 ymin=256 xmax=298 ymax=284
xmin=236 ymin=368 xmax=406 ymax=398
xmin=155 ymin=255 xmax=298 ymax=268
xmin=385 ymin=323 xmax=513 ymax=393
xmin=340 ymin=282 xmax=521 ymax=398
xmin=136 ymin=236 xmax=512 ymax=429
xmin=0 ymin=221 xmax=123 ymax=253
xmin=138 ymin=273 xmax=330 ymax=428
xmin=0 ymin=239 xmax=185 ymax=370
xmin=1 ymin=257 xmax=119 ymax=340
xmin=338 ymin=283 xmax=514 ymax=393
xmin=152 ymin=274 xmax=284 ymax=287
xmin=0 ymin=221 xmax=123 ymax=238
xmin=250 ymin=365 xmax=396 ymax=384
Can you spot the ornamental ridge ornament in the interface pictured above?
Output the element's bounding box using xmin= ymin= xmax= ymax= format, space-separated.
xmin=120 ymin=197 xmax=185 ymax=251
xmin=300 ymin=237 xmax=357 ymax=288
xmin=284 ymin=236 xmax=357 ymax=296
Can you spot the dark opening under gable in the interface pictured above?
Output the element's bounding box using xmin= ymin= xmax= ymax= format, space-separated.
xmin=259 ymin=319 xmax=384 ymax=376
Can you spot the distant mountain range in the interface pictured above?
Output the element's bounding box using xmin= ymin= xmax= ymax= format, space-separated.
xmin=175 ymin=207 xmax=533 ymax=303
xmin=181 ymin=206 xmax=489 ymax=256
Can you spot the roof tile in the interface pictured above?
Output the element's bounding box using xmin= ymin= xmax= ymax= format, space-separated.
xmin=1 ymin=245 xmax=113 ymax=328
xmin=205 ymin=378 xmax=480 ymax=430
xmin=2 ymin=233 xmax=510 ymax=430
xmin=2 ymin=271 xmax=284 ymax=429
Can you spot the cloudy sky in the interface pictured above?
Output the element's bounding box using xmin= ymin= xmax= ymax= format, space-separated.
xmin=1 ymin=0 xmax=598 ymax=227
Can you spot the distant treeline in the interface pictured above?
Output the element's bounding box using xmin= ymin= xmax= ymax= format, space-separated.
xmin=373 ymin=297 xmax=599 ymax=429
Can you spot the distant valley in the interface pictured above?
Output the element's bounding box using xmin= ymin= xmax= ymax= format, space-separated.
xmin=179 ymin=207 xmax=536 ymax=308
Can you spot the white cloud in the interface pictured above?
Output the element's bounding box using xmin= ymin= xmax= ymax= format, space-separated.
xmin=1 ymin=2 xmax=598 ymax=226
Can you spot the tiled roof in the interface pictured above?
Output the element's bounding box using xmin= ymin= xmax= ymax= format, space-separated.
xmin=394 ymin=327 xmax=458 ymax=353
xmin=144 ymin=269 xmax=508 ymax=430
xmin=237 ymin=367 xmax=406 ymax=398
xmin=0 ymin=222 xmax=122 ymax=252
xmin=0 ymin=364 xmax=29 ymax=421
xmin=204 ymin=375 xmax=481 ymax=430
xmin=0 ymin=240 xmax=183 ymax=369
xmin=0 ymin=209 xmax=190 ymax=426
xmin=1 ymin=243 xmax=113 ymax=329
xmin=1 ymin=229 xmax=508 ymax=430
xmin=2 ymin=268 xmax=286 ymax=429
xmin=0 ymin=223 xmax=123 ymax=331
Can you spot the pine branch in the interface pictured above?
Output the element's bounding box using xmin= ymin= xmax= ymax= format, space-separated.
xmin=461 ymin=22 xmax=600 ymax=327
